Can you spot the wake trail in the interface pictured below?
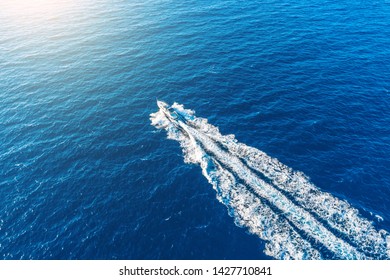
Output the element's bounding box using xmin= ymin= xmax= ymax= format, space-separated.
xmin=150 ymin=101 xmax=390 ymax=260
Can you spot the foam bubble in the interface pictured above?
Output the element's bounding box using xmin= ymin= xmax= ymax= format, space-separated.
xmin=150 ymin=102 xmax=390 ymax=260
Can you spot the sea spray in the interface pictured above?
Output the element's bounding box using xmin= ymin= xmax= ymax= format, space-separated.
xmin=150 ymin=101 xmax=390 ymax=260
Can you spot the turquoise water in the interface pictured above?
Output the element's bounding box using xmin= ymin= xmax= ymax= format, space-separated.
xmin=0 ymin=0 xmax=389 ymax=259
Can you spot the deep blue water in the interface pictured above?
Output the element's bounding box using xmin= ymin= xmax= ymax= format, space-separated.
xmin=0 ymin=0 xmax=389 ymax=259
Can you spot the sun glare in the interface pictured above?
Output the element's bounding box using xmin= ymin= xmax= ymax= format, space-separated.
xmin=1 ymin=0 xmax=73 ymax=21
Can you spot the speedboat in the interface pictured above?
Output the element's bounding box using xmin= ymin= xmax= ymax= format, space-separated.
xmin=157 ymin=100 xmax=179 ymax=122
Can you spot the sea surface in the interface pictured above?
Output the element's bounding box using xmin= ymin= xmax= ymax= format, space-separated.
xmin=0 ymin=0 xmax=389 ymax=259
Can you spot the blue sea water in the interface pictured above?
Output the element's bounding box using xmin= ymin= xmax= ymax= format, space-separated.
xmin=0 ymin=0 xmax=389 ymax=259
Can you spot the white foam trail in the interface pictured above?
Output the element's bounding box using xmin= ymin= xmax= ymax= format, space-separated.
xmin=150 ymin=101 xmax=390 ymax=260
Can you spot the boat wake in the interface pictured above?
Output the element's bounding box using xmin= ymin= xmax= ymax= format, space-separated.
xmin=150 ymin=101 xmax=390 ymax=260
